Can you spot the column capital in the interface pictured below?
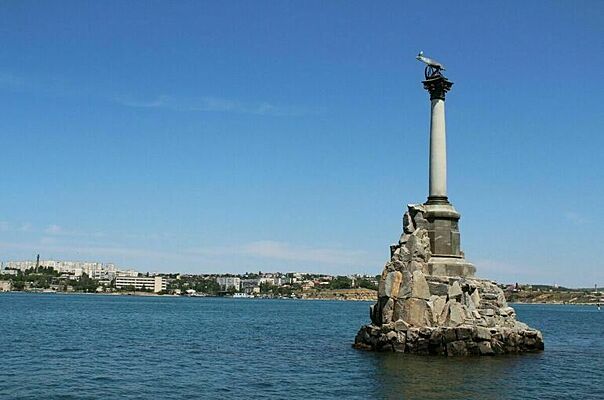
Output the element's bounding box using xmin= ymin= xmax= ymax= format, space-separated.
xmin=422 ymin=76 xmax=453 ymax=101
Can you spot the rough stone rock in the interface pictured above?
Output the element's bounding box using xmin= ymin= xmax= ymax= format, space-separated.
xmin=406 ymin=328 xmax=419 ymax=343
xmin=437 ymin=301 xmax=450 ymax=325
xmin=411 ymin=270 xmax=431 ymax=300
xmin=405 ymin=234 xmax=420 ymax=253
xmin=395 ymin=259 xmax=408 ymax=272
xmin=481 ymin=308 xmax=495 ymax=317
xmin=429 ymin=334 xmax=445 ymax=355
xmin=478 ymin=341 xmax=494 ymax=355
xmin=482 ymin=292 xmax=499 ymax=300
xmin=443 ymin=328 xmax=457 ymax=343
xmin=406 ymin=260 xmax=423 ymax=273
xmin=496 ymin=292 xmax=507 ymax=307
xmin=373 ymin=297 xmax=386 ymax=323
xmin=390 ymin=244 xmax=399 ymax=258
xmin=377 ymin=275 xmax=386 ymax=297
xmin=474 ymin=326 xmax=492 ymax=341
xmin=448 ymin=301 xmax=465 ymax=326
xmin=393 ymin=332 xmax=406 ymax=352
xmin=392 ymin=299 xmax=405 ymax=321
xmin=406 ymin=232 xmax=430 ymax=263
xmin=377 ymin=342 xmax=393 ymax=352
xmin=429 ymin=329 xmax=443 ymax=345
xmin=353 ymin=323 xmax=544 ymax=356
xmin=431 ymin=296 xmax=446 ymax=319
xmin=417 ymin=234 xmax=431 ymax=262
xmin=385 ymin=330 xmax=398 ymax=342
xmin=413 ymin=213 xmax=429 ymax=230
xmin=403 ymin=211 xmax=415 ymax=234
xmin=385 ymin=271 xmax=403 ymax=298
xmin=354 ymin=203 xmax=544 ymax=356
xmin=413 ymin=209 xmax=426 ymax=220
xmin=381 ymin=298 xmax=394 ymax=324
xmin=415 ymin=337 xmax=430 ymax=354
xmin=470 ymin=289 xmax=481 ymax=308
xmin=428 ymin=281 xmax=449 ymax=296
xmin=394 ymin=319 xmax=410 ymax=332
xmin=466 ymin=342 xmax=480 ymax=356
xmin=448 ymin=281 xmax=463 ymax=300
xmin=380 ymin=322 xmax=395 ymax=333
xmin=447 ymin=340 xmax=468 ymax=356
xmin=368 ymin=324 xmax=380 ymax=336
xmin=499 ymin=306 xmax=515 ymax=317
xmin=398 ymin=245 xmax=412 ymax=262
xmin=419 ymin=327 xmax=433 ymax=338
xmin=398 ymin=271 xmax=412 ymax=299
xmin=402 ymin=298 xmax=432 ymax=327
xmin=463 ymin=292 xmax=476 ymax=310
xmin=427 ymin=275 xmax=450 ymax=283
xmin=455 ymin=326 xmax=472 ymax=341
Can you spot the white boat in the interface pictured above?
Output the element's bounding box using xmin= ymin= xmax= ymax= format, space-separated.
xmin=233 ymin=293 xmax=254 ymax=299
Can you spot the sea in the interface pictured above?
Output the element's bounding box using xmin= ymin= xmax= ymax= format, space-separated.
xmin=0 ymin=293 xmax=602 ymax=399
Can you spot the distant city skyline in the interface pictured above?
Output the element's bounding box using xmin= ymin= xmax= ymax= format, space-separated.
xmin=0 ymin=2 xmax=602 ymax=286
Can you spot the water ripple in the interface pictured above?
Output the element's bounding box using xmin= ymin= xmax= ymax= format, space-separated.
xmin=0 ymin=294 xmax=602 ymax=399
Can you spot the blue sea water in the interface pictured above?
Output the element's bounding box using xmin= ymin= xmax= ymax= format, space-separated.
xmin=0 ymin=293 xmax=602 ymax=399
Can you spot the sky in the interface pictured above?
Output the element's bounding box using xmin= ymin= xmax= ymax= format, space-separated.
xmin=0 ymin=1 xmax=602 ymax=287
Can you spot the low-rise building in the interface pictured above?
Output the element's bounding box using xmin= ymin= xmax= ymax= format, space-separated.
xmin=259 ymin=277 xmax=276 ymax=286
xmin=0 ymin=280 xmax=12 ymax=292
xmin=115 ymin=276 xmax=166 ymax=293
xmin=0 ymin=269 xmax=18 ymax=276
xmin=241 ymin=278 xmax=259 ymax=294
xmin=216 ymin=276 xmax=241 ymax=291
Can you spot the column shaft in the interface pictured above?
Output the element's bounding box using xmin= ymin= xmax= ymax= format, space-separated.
xmin=429 ymin=98 xmax=447 ymax=199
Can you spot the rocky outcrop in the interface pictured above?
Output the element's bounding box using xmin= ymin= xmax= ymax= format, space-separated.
xmin=354 ymin=204 xmax=544 ymax=355
xmin=354 ymin=324 xmax=544 ymax=355
xmin=302 ymin=288 xmax=377 ymax=301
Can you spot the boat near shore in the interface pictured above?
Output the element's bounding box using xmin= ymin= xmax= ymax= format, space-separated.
xmin=233 ymin=293 xmax=254 ymax=299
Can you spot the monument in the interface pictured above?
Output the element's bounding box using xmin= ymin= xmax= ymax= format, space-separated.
xmin=353 ymin=53 xmax=544 ymax=355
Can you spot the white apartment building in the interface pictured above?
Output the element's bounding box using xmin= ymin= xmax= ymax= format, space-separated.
xmin=115 ymin=276 xmax=166 ymax=293
xmin=3 ymin=260 xmax=138 ymax=280
xmin=216 ymin=276 xmax=241 ymax=291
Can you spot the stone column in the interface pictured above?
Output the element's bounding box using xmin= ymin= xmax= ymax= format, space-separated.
xmin=423 ymin=76 xmax=452 ymax=205
xmin=429 ymin=98 xmax=447 ymax=200
xmin=420 ymin=74 xmax=474 ymax=277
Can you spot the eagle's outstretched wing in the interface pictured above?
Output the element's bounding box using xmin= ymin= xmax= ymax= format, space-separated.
xmin=416 ymin=51 xmax=445 ymax=70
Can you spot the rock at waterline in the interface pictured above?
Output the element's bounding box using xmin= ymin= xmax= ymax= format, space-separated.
xmin=353 ymin=204 xmax=544 ymax=356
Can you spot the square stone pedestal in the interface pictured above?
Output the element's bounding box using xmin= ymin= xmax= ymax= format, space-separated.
xmin=423 ymin=202 xmax=475 ymax=277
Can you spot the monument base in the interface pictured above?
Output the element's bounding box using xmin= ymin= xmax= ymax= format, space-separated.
xmin=354 ymin=324 xmax=544 ymax=355
xmin=423 ymin=202 xmax=462 ymax=258
xmin=355 ymin=203 xmax=544 ymax=356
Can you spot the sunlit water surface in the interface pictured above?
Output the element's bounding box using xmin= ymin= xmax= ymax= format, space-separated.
xmin=0 ymin=293 xmax=602 ymax=399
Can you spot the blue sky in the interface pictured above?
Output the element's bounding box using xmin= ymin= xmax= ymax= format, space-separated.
xmin=0 ymin=1 xmax=602 ymax=286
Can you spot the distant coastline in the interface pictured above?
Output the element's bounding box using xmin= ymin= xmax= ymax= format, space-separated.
xmin=0 ymin=288 xmax=378 ymax=301
xmin=2 ymin=288 xmax=601 ymax=306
